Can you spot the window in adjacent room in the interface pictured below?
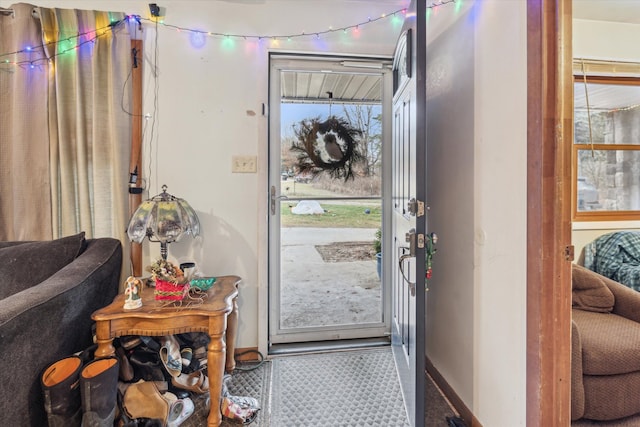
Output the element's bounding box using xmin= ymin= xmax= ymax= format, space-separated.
xmin=573 ymin=73 xmax=640 ymax=221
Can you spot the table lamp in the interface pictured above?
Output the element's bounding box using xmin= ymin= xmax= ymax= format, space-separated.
xmin=127 ymin=185 xmax=200 ymax=260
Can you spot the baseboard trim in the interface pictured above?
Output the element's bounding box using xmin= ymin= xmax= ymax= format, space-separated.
xmin=268 ymin=337 xmax=391 ymax=356
xmin=425 ymin=357 xmax=483 ymax=427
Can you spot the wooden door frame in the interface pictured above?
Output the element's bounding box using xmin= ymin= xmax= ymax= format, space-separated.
xmin=527 ymin=0 xmax=573 ymax=425
xmin=129 ymin=39 xmax=143 ymax=276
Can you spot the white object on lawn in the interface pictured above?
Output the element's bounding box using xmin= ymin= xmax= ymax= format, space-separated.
xmin=291 ymin=200 xmax=324 ymax=215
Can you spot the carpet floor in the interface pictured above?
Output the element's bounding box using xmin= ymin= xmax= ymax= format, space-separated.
xmin=181 ymin=346 xmax=458 ymax=426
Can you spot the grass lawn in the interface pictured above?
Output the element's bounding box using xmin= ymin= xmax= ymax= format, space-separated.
xmin=280 ymin=181 xmax=336 ymax=198
xmin=281 ymin=203 xmax=381 ymax=228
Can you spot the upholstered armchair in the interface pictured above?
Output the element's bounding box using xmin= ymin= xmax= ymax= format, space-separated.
xmin=571 ymin=264 xmax=640 ymax=422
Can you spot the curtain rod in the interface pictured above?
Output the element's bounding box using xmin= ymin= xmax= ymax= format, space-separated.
xmin=0 ymin=7 xmax=40 ymax=18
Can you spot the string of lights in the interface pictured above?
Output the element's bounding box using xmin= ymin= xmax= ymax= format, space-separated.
xmin=0 ymin=0 xmax=456 ymax=70
xmin=0 ymin=18 xmax=129 ymax=69
xmin=141 ymin=0 xmax=456 ymax=41
xmin=611 ymin=103 xmax=640 ymax=113
xmin=140 ymin=8 xmax=407 ymax=42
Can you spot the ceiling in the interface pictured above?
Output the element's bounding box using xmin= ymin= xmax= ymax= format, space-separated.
xmin=277 ymin=1 xmax=640 ymax=105
xmin=573 ymin=0 xmax=640 ymax=25
xmin=573 ymin=0 xmax=640 ymax=111
xmin=280 ymin=70 xmax=383 ymax=104
xmin=574 ymin=82 xmax=640 ymax=111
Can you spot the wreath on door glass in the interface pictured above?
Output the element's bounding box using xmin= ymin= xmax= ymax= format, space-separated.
xmin=290 ymin=116 xmax=363 ymax=181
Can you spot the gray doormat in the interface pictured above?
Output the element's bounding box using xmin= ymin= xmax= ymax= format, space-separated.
xmin=179 ymin=347 xmax=458 ymax=426
xmin=270 ymin=347 xmax=410 ymax=427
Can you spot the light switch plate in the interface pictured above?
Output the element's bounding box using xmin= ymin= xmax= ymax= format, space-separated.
xmin=232 ymin=155 xmax=257 ymax=173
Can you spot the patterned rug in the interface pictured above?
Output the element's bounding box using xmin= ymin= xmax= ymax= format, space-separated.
xmin=270 ymin=347 xmax=410 ymax=427
xmin=180 ymin=346 xmax=458 ymax=426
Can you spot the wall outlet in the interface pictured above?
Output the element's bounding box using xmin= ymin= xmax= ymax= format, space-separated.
xmin=232 ymin=155 xmax=257 ymax=173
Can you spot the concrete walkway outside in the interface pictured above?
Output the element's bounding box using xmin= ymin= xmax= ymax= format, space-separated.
xmin=279 ymin=227 xmax=382 ymax=329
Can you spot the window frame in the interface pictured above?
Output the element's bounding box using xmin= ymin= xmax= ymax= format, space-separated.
xmin=573 ymin=74 xmax=640 ymax=221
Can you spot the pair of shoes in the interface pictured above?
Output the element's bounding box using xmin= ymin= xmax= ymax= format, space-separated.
xmin=159 ymin=336 xmax=182 ymax=378
xmin=219 ymin=375 xmax=259 ymax=425
xmin=139 ymin=336 xmax=161 ymax=352
xmin=41 ymin=356 xmax=119 ymax=427
xmin=80 ymin=358 xmax=120 ymax=426
xmin=116 ymin=346 xmax=135 ymax=382
xmin=166 ymin=392 xmax=194 ymax=427
xmin=118 ymin=336 xmax=142 ymax=350
xmin=123 ymin=380 xmax=194 ymax=426
xmin=220 ymin=395 xmax=260 ymax=425
xmin=123 ymin=418 xmax=163 ymax=427
xmin=171 ymin=370 xmax=209 ymax=394
xmin=180 ymin=348 xmax=192 ymax=369
xmin=129 ymin=349 xmax=165 ymax=382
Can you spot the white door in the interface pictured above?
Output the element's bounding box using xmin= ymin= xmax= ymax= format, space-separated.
xmin=268 ymin=54 xmax=393 ymax=346
xmin=390 ymin=1 xmax=427 ymax=426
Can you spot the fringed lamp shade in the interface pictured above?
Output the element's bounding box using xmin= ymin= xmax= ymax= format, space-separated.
xmin=127 ymin=185 xmax=200 ymax=260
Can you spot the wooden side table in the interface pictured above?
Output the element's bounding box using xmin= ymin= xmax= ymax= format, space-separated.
xmin=92 ymin=275 xmax=240 ymax=427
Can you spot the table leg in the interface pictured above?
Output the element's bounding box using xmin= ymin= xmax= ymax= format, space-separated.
xmin=93 ymin=320 xmax=116 ymax=358
xmin=207 ymin=331 xmax=226 ymax=427
xmin=225 ymin=297 xmax=238 ymax=372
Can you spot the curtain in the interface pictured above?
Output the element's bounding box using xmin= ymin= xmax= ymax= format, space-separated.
xmin=0 ymin=4 xmax=51 ymax=240
xmin=39 ymin=7 xmax=131 ymax=241
xmin=0 ymin=4 xmax=132 ymax=261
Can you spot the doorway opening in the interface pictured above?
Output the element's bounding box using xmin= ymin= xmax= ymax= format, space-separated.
xmin=268 ymin=53 xmax=393 ymax=348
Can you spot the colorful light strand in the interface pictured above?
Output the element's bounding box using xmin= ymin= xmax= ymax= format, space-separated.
xmin=140 ymin=7 xmax=408 ymax=42
xmin=1 ymin=1 xmax=457 ymax=70
xmin=0 ymin=17 xmax=129 ymax=69
xmin=142 ymin=0 xmax=456 ymax=42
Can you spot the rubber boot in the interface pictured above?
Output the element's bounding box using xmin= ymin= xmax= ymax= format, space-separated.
xmin=80 ymin=357 xmax=119 ymax=427
xmin=41 ymin=356 xmax=83 ymax=427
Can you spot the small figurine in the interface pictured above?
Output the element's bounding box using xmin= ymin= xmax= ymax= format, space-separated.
xmin=123 ymin=276 xmax=143 ymax=310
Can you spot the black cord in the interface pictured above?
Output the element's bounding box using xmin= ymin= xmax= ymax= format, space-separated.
xmin=147 ymin=17 xmax=160 ymax=195
xmin=234 ymin=349 xmax=265 ymax=372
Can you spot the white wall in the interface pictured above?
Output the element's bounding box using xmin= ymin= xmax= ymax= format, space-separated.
xmin=473 ymin=2 xmax=527 ymax=424
xmin=0 ymin=0 xmax=406 ymax=349
xmin=425 ymin=1 xmax=528 ymax=425
xmin=574 ymin=19 xmax=640 ymax=61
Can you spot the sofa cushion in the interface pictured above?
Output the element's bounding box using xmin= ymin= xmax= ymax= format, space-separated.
xmin=0 ymin=232 xmax=86 ymax=300
xmin=572 ymin=264 xmax=615 ymax=313
xmin=573 ymin=309 xmax=640 ymax=375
